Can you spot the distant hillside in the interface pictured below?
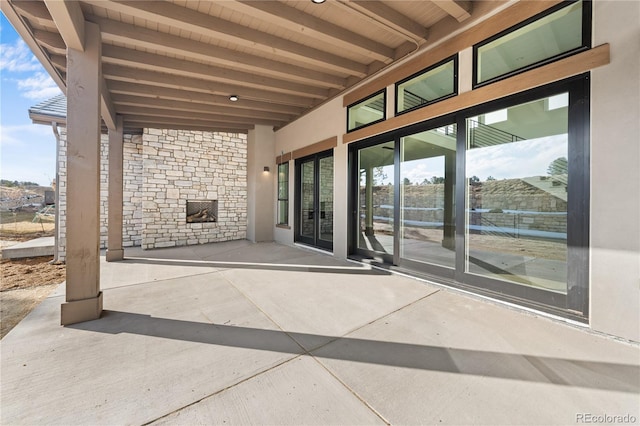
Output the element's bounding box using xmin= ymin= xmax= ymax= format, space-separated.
xmin=0 ymin=185 xmax=53 ymax=211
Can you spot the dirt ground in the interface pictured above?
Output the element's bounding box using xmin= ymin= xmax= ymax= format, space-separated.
xmin=1 ymin=208 xmax=62 ymax=339
xmin=0 ymin=256 xmax=66 ymax=339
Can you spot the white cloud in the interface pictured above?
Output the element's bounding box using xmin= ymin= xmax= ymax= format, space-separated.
xmin=15 ymin=71 xmax=61 ymax=100
xmin=466 ymin=135 xmax=568 ymax=180
xmin=0 ymin=39 xmax=41 ymax=72
xmin=0 ymin=123 xmax=53 ymax=147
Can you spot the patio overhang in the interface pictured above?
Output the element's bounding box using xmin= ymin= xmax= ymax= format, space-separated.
xmin=2 ymin=0 xmax=509 ymax=134
xmin=2 ymin=0 xmax=514 ymax=326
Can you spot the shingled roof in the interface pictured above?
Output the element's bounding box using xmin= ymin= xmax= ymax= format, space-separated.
xmin=28 ymin=94 xmax=66 ymax=125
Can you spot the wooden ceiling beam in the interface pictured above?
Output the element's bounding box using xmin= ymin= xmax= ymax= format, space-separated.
xmin=433 ymin=1 xmax=472 ymax=23
xmin=125 ymin=122 xmax=251 ymax=134
xmin=84 ymin=0 xmax=368 ymax=77
xmin=340 ymin=1 xmax=429 ymax=42
xmin=89 ymin=16 xmax=346 ymax=89
xmin=44 ymin=0 xmax=85 ymax=51
xmin=106 ymin=81 xmax=306 ymax=116
xmin=102 ymin=64 xmax=316 ymax=108
xmin=33 ymin=29 xmax=66 ymax=54
xmin=123 ymin=115 xmax=255 ymax=130
xmin=41 ymin=4 xmax=116 ymax=130
xmin=112 ymin=94 xmax=295 ymax=122
xmin=11 ymin=0 xmax=55 ymax=27
xmin=101 ymin=45 xmax=327 ymax=99
xmin=226 ymin=1 xmax=394 ymax=63
xmin=115 ymin=106 xmax=285 ymax=127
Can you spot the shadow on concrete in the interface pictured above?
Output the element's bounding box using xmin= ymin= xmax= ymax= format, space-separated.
xmin=121 ymin=257 xmax=391 ymax=275
xmin=71 ymin=310 xmax=640 ymax=394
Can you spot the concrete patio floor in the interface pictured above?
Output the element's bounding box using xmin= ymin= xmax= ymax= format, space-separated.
xmin=1 ymin=240 xmax=638 ymax=425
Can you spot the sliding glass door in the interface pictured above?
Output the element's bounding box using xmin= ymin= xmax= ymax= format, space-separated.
xmin=400 ymin=125 xmax=456 ymax=269
xmin=356 ymin=141 xmax=395 ymax=261
xmin=465 ymin=94 xmax=569 ymax=294
xmin=350 ymin=75 xmax=589 ymax=318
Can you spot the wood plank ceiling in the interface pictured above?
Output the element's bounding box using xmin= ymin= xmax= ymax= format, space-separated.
xmin=3 ymin=0 xmax=485 ymax=134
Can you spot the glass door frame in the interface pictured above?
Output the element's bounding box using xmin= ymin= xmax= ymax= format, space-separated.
xmin=349 ymin=114 xmax=458 ymax=280
xmin=295 ymin=149 xmax=334 ymax=251
xmin=348 ymin=74 xmax=590 ymax=320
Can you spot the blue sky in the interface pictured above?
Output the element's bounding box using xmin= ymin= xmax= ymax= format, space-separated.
xmin=1 ymin=13 xmax=63 ymax=186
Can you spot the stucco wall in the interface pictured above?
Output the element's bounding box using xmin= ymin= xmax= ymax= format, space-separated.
xmin=273 ymin=2 xmax=640 ymax=341
xmin=274 ymin=97 xmax=347 ymax=257
xmin=589 ymin=1 xmax=640 ymax=342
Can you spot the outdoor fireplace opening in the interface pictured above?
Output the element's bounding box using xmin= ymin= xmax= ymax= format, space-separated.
xmin=186 ymin=200 xmax=218 ymax=223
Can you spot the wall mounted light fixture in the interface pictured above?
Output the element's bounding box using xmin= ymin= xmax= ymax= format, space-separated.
xmin=263 ymin=166 xmax=270 ymax=172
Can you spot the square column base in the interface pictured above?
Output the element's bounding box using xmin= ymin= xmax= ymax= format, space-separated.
xmin=106 ymin=249 xmax=124 ymax=262
xmin=61 ymin=292 xmax=103 ymax=325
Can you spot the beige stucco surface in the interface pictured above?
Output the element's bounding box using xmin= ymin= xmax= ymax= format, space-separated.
xmin=272 ymin=1 xmax=640 ymax=342
xmin=589 ymin=1 xmax=640 ymax=342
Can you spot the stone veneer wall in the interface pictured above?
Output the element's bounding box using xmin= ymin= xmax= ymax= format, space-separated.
xmin=56 ymin=128 xmax=246 ymax=260
xmin=141 ymin=129 xmax=247 ymax=249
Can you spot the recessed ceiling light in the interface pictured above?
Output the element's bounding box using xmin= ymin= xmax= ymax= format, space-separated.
xmin=311 ymin=0 xmax=326 ymax=4
xmin=229 ymin=95 xmax=239 ymax=102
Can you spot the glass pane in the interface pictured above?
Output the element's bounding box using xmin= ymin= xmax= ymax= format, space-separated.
xmin=277 ymin=163 xmax=288 ymax=200
xmin=465 ymin=93 xmax=569 ymax=293
xmin=319 ymin=156 xmax=333 ymax=242
xmin=278 ymin=201 xmax=288 ymax=225
xmin=277 ymin=163 xmax=288 ymax=225
xmin=397 ymin=59 xmax=455 ymax=113
xmin=300 ymin=160 xmax=315 ymax=239
xmin=358 ymin=142 xmax=395 ymax=254
xmin=400 ymin=124 xmax=456 ymax=268
xmin=348 ymin=91 xmax=385 ymax=131
xmin=477 ymin=1 xmax=583 ymax=84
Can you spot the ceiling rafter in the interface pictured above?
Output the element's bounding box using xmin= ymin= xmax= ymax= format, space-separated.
xmin=11 ymin=0 xmax=54 ymax=27
xmin=339 ymin=1 xmax=429 ymax=42
xmin=124 ymin=122 xmax=252 ymax=134
xmin=106 ymin=81 xmax=305 ymax=116
xmin=114 ymin=106 xmax=286 ymax=128
xmin=224 ymin=0 xmax=395 ymax=63
xmin=33 ymin=29 xmax=66 ymax=54
xmin=124 ymin=116 xmax=254 ymax=130
xmin=433 ymin=1 xmax=472 ymax=23
xmin=102 ymin=64 xmax=317 ymax=108
xmin=111 ymin=94 xmax=295 ymax=123
xmin=99 ymin=45 xmax=328 ymax=99
xmin=88 ymin=16 xmax=347 ymax=89
xmin=6 ymin=0 xmax=499 ymax=131
xmin=43 ymin=2 xmax=116 ymax=130
xmin=83 ymin=0 xmax=368 ymax=77
xmin=43 ymin=0 xmax=85 ymax=51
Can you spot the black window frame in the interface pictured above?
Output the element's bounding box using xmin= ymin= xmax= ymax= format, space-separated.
xmin=349 ymin=73 xmax=591 ymax=321
xmin=395 ymin=54 xmax=459 ymax=116
xmin=472 ymin=0 xmax=592 ymax=89
xmin=346 ymin=89 xmax=387 ymax=133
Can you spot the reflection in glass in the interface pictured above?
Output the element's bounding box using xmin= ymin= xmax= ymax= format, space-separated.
xmin=277 ymin=163 xmax=289 ymax=225
xmin=476 ymin=1 xmax=584 ymax=84
xmin=348 ymin=91 xmax=385 ymax=131
xmin=400 ymin=125 xmax=456 ymax=267
xmin=358 ymin=142 xmax=395 ymax=254
xmin=300 ymin=160 xmax=315 ymax=240
xmin=465 ymin=93 xmax=569 ymax=293
xmin=397 ymin=58 xmax=456 ymax=113
xmin=319 ymin=156 xmax=333 ymax=242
